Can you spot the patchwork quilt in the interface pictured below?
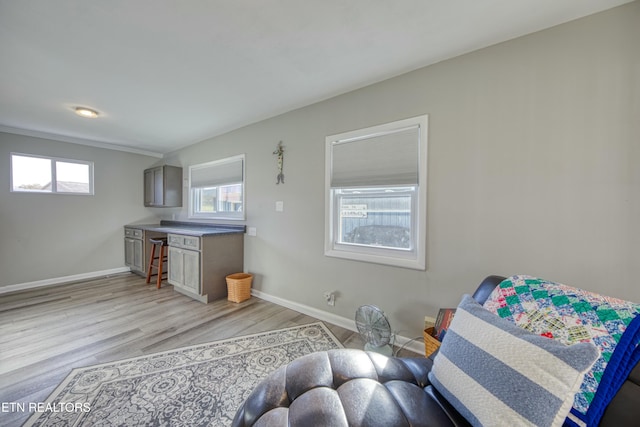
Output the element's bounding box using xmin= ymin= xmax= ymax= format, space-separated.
xmin=482 ymin=275 xmax=640 ymax=427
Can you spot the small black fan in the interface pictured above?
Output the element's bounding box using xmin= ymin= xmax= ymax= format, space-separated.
xmin=355 ymin=305 xmax=393 ymax=356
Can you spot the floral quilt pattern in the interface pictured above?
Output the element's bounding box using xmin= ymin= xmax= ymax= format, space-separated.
xmin=482 ymin=275 xmax=640 ymax=418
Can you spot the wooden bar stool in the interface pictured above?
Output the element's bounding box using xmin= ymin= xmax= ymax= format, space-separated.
xmin=146 ymin=238 xmax=168 ymax=289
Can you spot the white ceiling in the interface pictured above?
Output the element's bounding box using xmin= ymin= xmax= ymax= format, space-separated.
xmin=0 ymin=0 xmax=633 ymax=157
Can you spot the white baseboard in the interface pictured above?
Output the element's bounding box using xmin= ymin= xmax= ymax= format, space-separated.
xmin=251 ymin=288 xmax=424 ymax=355
xmin=0 ymin=267 xmax=132 ymax=294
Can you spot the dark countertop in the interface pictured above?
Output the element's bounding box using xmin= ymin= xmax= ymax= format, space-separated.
xmin=125 ymin=220 xmax=245 ymax=237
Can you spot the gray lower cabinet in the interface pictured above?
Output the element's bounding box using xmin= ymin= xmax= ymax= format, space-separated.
xmin=167 ymin=232 xmax=243 ymax=303
xmin=124 ymin=227 xmax=144 ymax=273
xmin=168 ymin=246 xmax=200 ymax=293
xmin=124 ymin=227 xmax=168 ymax=276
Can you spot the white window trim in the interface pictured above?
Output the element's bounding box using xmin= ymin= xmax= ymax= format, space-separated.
xmin=188 ymin=154 xmax=245 ymax=220
xmin=10 ymin=152 xmax=94 ymax=195
xmin=324 ymin=115 xmax=428 ymax=270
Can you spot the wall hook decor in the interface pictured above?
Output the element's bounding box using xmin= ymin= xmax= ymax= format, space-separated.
xmin=273 ymin=141 xmax=285 ymax=184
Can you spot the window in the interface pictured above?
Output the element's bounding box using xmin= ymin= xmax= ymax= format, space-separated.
xmin=189 ymin=154 xmax=245 ymax=220
xmin=325 ymin=115 xmax=428 ymax=270
xmin=10 ymin=153 xmax=94 ymax=195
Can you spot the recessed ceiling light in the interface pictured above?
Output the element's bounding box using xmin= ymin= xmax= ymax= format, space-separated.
xmin=75 ymin=107 xmax=99 ymax=118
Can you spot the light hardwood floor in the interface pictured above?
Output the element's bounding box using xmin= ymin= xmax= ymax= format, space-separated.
xmin=0 ymin=273 xmax=416 ymax=426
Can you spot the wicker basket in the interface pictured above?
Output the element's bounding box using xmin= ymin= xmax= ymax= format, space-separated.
xmin=423 ymin=327 xmax=441 ymax=357
xmin=226 ymin=273 xmax=253 ymax=303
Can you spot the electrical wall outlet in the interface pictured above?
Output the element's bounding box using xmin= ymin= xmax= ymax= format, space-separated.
xmin=424 ymin=316 xmax=436 ymax=330
xmin=324 ymin=291 xmax=335 ymax=306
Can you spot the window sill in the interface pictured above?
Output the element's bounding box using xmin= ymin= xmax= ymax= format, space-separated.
xmin=324 ymin=247 xmax=426 ymax=270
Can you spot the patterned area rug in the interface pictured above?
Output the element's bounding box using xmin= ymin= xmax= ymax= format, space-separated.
xmin=24 ymin=322 xmax=343 ymax=427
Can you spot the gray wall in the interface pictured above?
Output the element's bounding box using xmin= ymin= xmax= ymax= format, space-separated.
xmin=1 ymin=3 xmax=637 ymax=343
xmin=0 ymin=132 xmax=159 ymax=287
xmin=163 ymin=2 xmax=640 ymax=337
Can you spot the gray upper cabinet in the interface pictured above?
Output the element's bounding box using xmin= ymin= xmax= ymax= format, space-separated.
xmin=144 ymin=165 xmax=183 ymax=207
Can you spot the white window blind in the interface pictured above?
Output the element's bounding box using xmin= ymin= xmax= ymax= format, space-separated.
xmin=190 ymin=157 xmax=243 ymax=188
xmin=330 ymin=126 xmax=420 ymax=188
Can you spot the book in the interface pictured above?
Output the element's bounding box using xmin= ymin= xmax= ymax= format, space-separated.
xmin=434 ymin=308 xmax=456 ymax=341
